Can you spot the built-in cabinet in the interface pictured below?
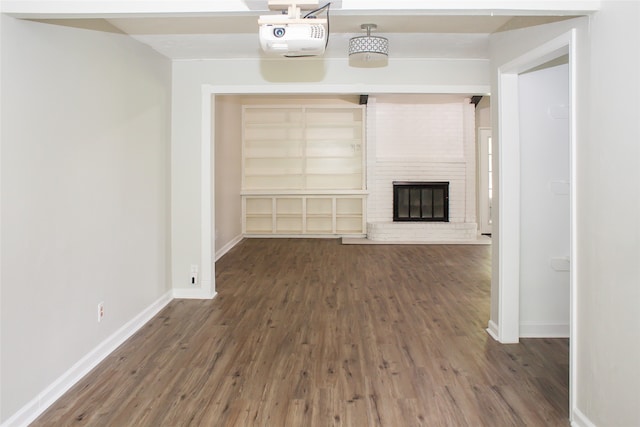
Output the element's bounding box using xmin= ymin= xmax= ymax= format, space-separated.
xmin=242 ymin=105 xmax=366 ymax=236
xmin=243 ymin=195 xmax=365 ymax=235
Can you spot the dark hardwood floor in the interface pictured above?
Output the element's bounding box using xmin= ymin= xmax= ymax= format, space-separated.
xmin=32 ymin=238 xmax=569 ymax=426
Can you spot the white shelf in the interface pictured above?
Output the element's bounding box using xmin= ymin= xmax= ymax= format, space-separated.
xmin=243 ymin=195 xmax=365 ymax=236
xmin=242 ymin=105 xmax=365 ymax=192
xmin=245 ymin=170 xmax=304 ymax=176
xmin=242 ymin=105 xmax=366 ymax=236
xmin=242 ymin=190 xmax=368 ymax=196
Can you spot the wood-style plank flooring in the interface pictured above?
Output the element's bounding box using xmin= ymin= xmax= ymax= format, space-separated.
xmin=32 ymin=238 xmax=569 ymax=426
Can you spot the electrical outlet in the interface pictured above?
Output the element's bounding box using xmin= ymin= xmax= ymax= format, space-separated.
xmin=190 ymin=265 xmax=199 ymax=285
xmin=97 ymin=302 xmax=104 ymax=322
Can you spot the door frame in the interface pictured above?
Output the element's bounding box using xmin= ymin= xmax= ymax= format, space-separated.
xmin=494 ymin=29 xmax=577 ymax=419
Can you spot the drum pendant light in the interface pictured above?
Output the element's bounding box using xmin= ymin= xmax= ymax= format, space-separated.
xmin=349 ymin=24 xmax=389 ymax=67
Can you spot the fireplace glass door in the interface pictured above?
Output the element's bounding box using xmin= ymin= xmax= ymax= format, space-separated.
xmin=393 ymin=182 xmax=449 ymax=222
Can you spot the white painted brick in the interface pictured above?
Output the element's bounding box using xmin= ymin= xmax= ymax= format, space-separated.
xmin=365 ymin=98 xmax=477 ymax=241
xmin=375 ymin=103 xmax=465 ymax=159
xmin=367 ymin=221 xmax=478 ymax=242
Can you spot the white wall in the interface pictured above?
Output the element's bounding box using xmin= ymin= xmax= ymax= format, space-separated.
xmin=0 ymin=16 xmax=172 ymax=423
xmin=578 ymin=1 xmax=640 ymax=424
xmin=475 ymin=96 xmax=491 ymax=235
xmin=490 ymin=7 xmax=640 ymax=425
xmin=214 ymin=96 xmax=242 ymax=257
xmin=171 ymin=57 xmax=490 ymax=294
xmin=475 ymin=96 xmax=491 ymax=128
xmin=518 ymin=63 xmax=570 ymax=337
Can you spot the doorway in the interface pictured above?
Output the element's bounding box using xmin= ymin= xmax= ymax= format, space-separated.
xmin=495 ymin=32 xmax=576 ymax=342
xmin=494 ymin=30 xmax=577 ymax=420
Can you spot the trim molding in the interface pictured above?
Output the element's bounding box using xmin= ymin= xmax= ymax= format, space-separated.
xmin=202 ymin=83 xmax=491 ymax=96
xmin=486 ymin=320 xmax=500 ymax=341
xmin=572 ymin=408 xmax=597 ymax=427
xmin=215 ymin=234 xmax=243 ymax=261
xmin=496 ymin=30 xmax=576 ymax=346
xmin=201 ymin=88 xmax=215 ymax=300
xmin=519 ymin=322 xmax=569 ymax=338
xmin=1 ymin=291 xmax=174 ymax=427
xmin=172 ymin=287 xmax=217 ymax=300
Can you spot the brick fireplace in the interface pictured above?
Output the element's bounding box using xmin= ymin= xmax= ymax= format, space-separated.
xmin=364 ymin=95 xmax=479 ymax=242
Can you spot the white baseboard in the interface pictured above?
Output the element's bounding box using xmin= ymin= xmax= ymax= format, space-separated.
xmin=170 ymin=237 xmax=241 ymax=304
xmin=572 ymin=407 xmax=597 ymax=427
xmin=171 ymin=235 xmax=241 ymax=302
xmin=172 ymin=287 xmax=217 ymax=299
xmin=1 ymin=291 xmax=174 ymax=427
xmin=215 ymin=234 xmax=243 ymax=261
xmin=486 ymin=320 xmax=500 ymax=341
xmin=519 ymin=321 xmax=569 ymax=338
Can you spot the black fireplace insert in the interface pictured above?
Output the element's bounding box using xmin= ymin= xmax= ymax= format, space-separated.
xmin=393 ymin=181 xmax=449 ymax=222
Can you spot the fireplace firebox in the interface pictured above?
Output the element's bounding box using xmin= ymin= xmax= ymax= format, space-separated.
xmin=393 ymin=181 xmax=449 ymax=222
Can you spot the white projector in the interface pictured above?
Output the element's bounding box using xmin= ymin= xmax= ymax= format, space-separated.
xmin=259 ymin=22 xmax=327 ymax=56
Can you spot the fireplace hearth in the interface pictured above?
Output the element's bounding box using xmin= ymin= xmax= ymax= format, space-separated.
xmin=393 ymin=181 xmax=449 ymax=222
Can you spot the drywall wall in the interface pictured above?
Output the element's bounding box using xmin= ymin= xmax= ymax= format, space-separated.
xmin=214 ymin=96 xmax=242 ymax=256
xmin=518 ymin=63 xmax=570 ymax=337
xmin=171 ymin=56 xmax=490 ymax=295
xmin=475 ymin=97 xmax=491 ymax=236
xmin=475 ymin=96 xmax=491 ymax=128
xmin=577 ymin=0 xmax=640 ymax=424
xmin=0 ymin=16 xmax=172 ymax=423
xmin=490 ymin=7 xmax=640 ymax=425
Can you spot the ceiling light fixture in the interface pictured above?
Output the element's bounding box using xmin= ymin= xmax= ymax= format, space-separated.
xmin=349 ymin=24 xmax=388 ymax=67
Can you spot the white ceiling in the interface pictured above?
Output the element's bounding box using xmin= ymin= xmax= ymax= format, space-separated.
xmin=26 ymin=6 xmax=582 ymax=60
xmin=103 ymin=14 xmax=545 ymax=59
xmin=18 ymin=0 xmax=584 ymax=60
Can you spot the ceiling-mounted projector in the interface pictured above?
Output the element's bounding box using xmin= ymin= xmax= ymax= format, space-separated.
xmin=258 ymin=1 xmax=328 ymax=57
xmin=259 ymin=21 xmax=326 ymax=56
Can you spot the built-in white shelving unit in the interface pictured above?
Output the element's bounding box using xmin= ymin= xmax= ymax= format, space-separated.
xmin=242 ymin=105 xmax=366 ymax=236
